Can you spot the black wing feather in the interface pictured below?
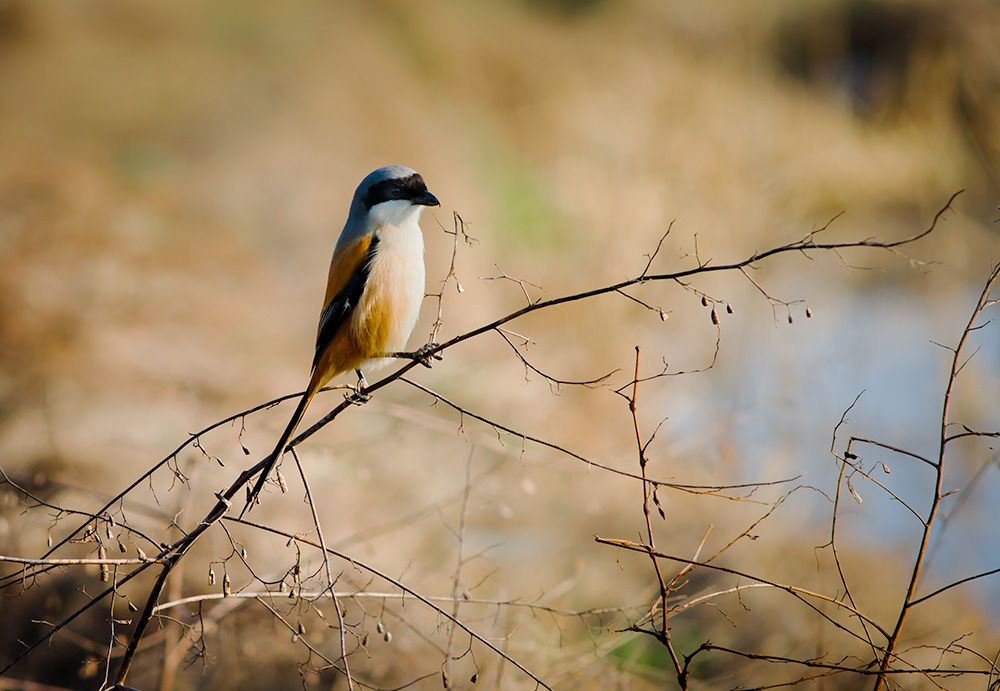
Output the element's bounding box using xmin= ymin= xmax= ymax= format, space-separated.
xmin=312 ymin=233 xmax=380 ymax=371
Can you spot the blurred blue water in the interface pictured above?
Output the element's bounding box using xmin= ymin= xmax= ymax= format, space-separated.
xmin=671 ymin=278 xmax=1000 ymax=621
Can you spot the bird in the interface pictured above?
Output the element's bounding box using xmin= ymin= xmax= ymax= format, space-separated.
xmin=243 ymin=165 xmax=440 ymax=513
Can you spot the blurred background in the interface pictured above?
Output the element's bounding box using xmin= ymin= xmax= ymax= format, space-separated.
xmin=1 ymin=0 xmax=999 ymax=689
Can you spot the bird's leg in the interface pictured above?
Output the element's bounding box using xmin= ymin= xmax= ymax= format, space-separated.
xmin=385 ymin=342 xmax=441 ymax=368
xmin=348 ymin=369 xmax=371 ymax=405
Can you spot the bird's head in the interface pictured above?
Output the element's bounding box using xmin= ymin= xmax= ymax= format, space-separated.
xmin=351 ymin=165 xmax=439 ymax=228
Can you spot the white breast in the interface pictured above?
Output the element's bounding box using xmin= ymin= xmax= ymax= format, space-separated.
xmin=356 ymin=212 xmax=426 ymax=370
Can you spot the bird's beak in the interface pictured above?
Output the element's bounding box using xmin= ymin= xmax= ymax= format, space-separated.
xmin=415 ymin=191 xmax=440 ymax=207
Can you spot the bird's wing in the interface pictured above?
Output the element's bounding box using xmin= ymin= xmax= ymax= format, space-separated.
xmin=313 ymin=232 xmax=380 ymax=371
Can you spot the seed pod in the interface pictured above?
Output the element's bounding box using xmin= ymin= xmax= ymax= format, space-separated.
xmin=726 ymin=303 xmax=733 ymax=314
xmin=442 ymin=670 xmax=450 ymax=688
xmin=701 ymin=296 xmax=708 ymax=307
xmin=223 ymin=573 xmax=231 ymax=597
xmin=806 ymin=306 xmax=813 ymax=318
xmin=470 ymin=673 xmax=479 ymax=684
xmin=383 ymin=631 xmax=392 ymax=643
xmin=787 ymin=313 xmax=794 ymax=324
xmin=99 ymin=546 xmax=109 ymax=582
xmin=277 ymin=470 xmax=288 ymax=493
xmin=847 ymin=477 xmax=863 ymax=504
xmin=710 ymin=307 xmax=719 ymax=325
xmin=209 ymin=567 xmax=216 ymax=586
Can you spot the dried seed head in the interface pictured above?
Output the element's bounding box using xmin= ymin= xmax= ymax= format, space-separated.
xmin=297 ymin=622 xmax=306 ymax=636
xmin=383 ymin=631 xmax=392 ymax=643
xmin=806 ymin=306 xmax=813 ymax=318
xmin=223 ymin=573 xmax=231 ymax=597
xmin=99 ymin=546 xmax=109 ymax=582
xmin=726 ymin=303 xmax=734 ymax=314
xmin=470 ymin=672 xmax=479 ymax=684
xmin=277 ymin=470 xmax=288 ymax=494
xmin=118 ymin=540 xmax=127 ymax=553
xmin=710 ymin=307 xmax=719 ymax=325
xmin=442 ymin=670 xmax=450 ymax=688
xmin=658 ymin=308 xmax=667 ymax=321
xmin=847 ymin=477 xmax=863 ymax=504
xmin=209 ymin=568 xmax=216 ymax=586
xmin=376 ymin=621 xmax=384 ymax=634
xmin=456 ymin=281 xmax=465 ymax=294
xmin=136 ymin=546 xmax=147 ymax=562
xmin=701 ymin=295 xmax=709 ymax=307
xmin=787 ymin=313 xmax=794 ymax=324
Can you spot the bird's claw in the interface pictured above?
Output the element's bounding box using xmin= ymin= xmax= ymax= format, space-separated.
xmin=413 ymin=342 xmax=440 ymax=368
xmin=347 ymin=390 xmax=370 ymax=405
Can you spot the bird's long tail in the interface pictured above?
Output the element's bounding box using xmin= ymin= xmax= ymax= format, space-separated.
xmin=240 ymin=380 xmax=320 ymax=517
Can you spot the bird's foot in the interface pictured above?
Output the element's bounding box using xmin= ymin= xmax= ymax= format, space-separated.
xmin=391 ymin=343 xmax=441 ymax=368
xmin=347 ymin=370 xmax=371 ymax=405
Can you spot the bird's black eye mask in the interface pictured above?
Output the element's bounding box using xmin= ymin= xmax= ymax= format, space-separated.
xmin=363 ymin=174 xmax=429 ymax=210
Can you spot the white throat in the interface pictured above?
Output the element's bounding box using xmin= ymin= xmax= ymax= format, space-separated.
xmin=368 ymin=199 xmax=426 ymax=229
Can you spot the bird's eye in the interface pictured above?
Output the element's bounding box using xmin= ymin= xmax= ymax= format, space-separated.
xmin=391 ymin=185 xmax=404 ymax=197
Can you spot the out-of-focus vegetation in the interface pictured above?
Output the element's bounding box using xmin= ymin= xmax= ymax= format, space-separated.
xmin=1 ymin=0 xmax=998 ymax=689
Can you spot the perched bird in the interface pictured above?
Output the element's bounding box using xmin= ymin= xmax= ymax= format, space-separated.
xmin=243 ymin=166 xmax=439 ymax=512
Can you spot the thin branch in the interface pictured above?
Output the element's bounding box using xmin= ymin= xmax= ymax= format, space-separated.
xmin=226 ymin=518 xmax=551 ymax=690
